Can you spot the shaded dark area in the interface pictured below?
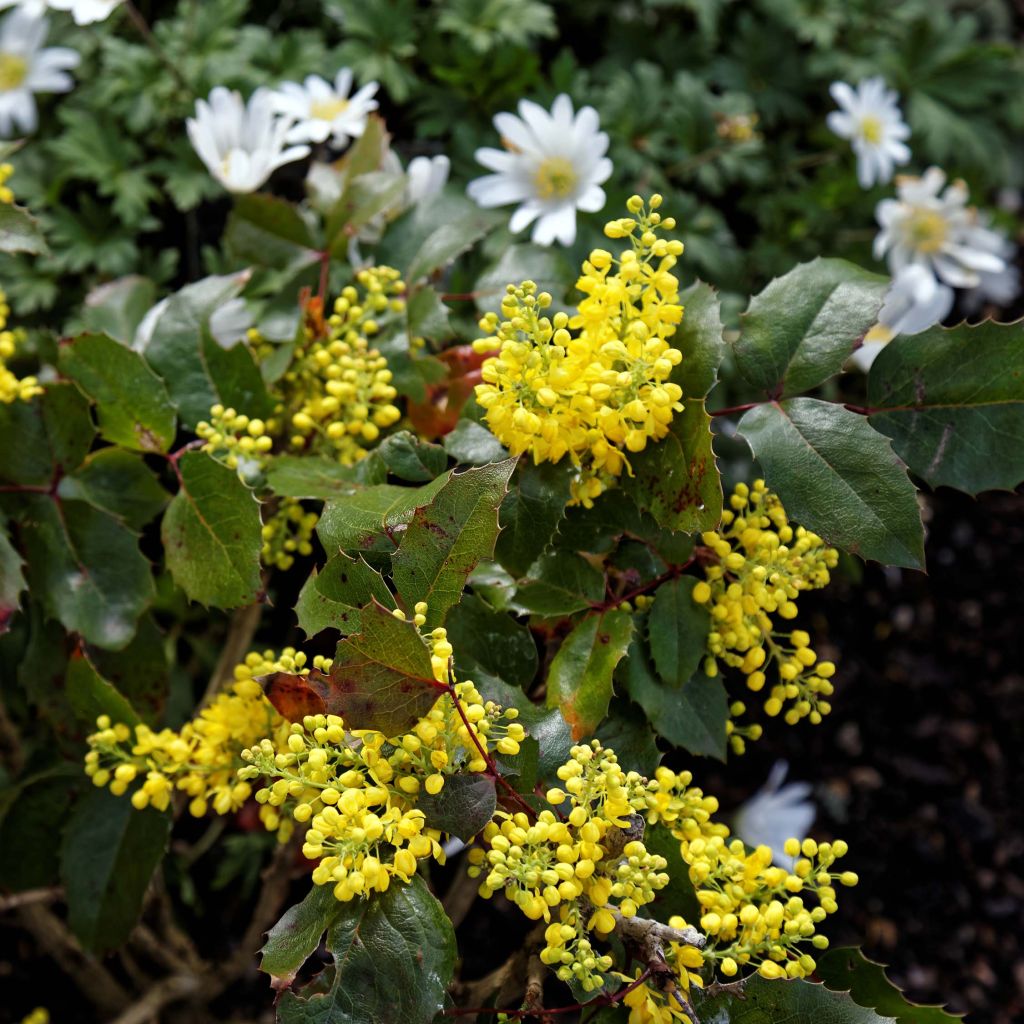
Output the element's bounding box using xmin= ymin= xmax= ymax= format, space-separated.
xmin=705 ymin=488 xmax=1024 ymax=1023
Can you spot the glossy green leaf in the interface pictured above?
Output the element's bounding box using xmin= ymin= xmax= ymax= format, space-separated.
xmin=61 ymin=787 xmax=171 ymax=954
xmin=648 ymin=577 xmax=710 ymax=687
xmin=738 ymin=399 xmax=925 ymax=569
xmin=0 ymin=202 xmax=47 ymax=255
xmin=417 ymin=773 xmax=497 ymax=841
xmin=376 ymin=430 xmax=448 ymax=482
xmin=735 ymin=258 xmax=888 ymax=397
xmin=515 ymin=551 xmax=604 ymax=616
xmin=295 ymin=553 xmax=392 ymax=638
xmin=443 ymin=419 xmax=508 ymax=465
xmin=0 ymin=523 xmax=25 ymax=633
xmin=82 ymin=275 xmax=157 ymax=345
xmin=546 ymin=609 xmax=633 ymax=741
xmin=59 ymin=332 xmax=177 ymax=452
xmin=57 ymin=448 xmax=168 ymax=530
xmin=595 ymin=700 xmax=661 ymax=776
xmin=473 ymin=243 xmax=572 ymax=315
xmin=445 ymin=592 xmax=537 ymax=687
xmin=277 ymin=876 xmax=456 ymax=1024
xmin=817 ymin=948 xmax=962 ymax=1023
xmin=643 ymin=824 xmax=700 ymax=921
xmin=225 ymin=193 xmax=319 ymax=272
xmin=88 ymin=614 xmax=169 ymax=725
xmin=65 ymin=648 xmax=140 ymax=728
xmin=867 ymin=320 xmax=1024 ymax=494
xmin=622 ymin=632 xmax=727 ymax=760
xmin=21 ymin=497 xmax=154 ymax=650
xmin=392 ymin=459 xmax=516 ymax=626
xmin=140 ymin=273 xmax=271 ymax=428
xmin=407 ymin=285 xmax=452 ymax=343
xmin=260 ymin=883 xmax=344 ymax=991
xmin=265 ymin=454 xmax=379 ymax=499
xmin=495 ymin=459 xmax=574 ymax=578
xmin=328 ymin=171 xmax=405 ymax=255
xmin=676 ymin=280 xmax=727 ymax=399
xmin=317 ymin=476 xmax=448 ymax=553
xmin=162 ymin=451 xmax=263 ymax=608
xmin=0 ymin=773 xmax=77 ymax=892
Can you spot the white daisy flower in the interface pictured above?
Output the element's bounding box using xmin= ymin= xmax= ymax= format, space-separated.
xmin=186 ymin=86 xmax=310 ymax=194
xmin=960 ymin=213 xmax=1020 ymax=315
xmin=0 ymin=9 xmax=78 ymax=137
xmin=732 ymin=762 xmax=815 ymax=868
xmin=406 ymin=154 xmax=449 ymax=206
xmin=850 ymin=265 xmax=954 ymax=372
xmin=270 ymin=70 xmax=378 ymax=148
xmin=0 ymin=0 xmax=121 ymax=21
xmin=874 ymin=167 xmax=1006 ymax=289
xmin=827 ymin=77 xmax=911 ymax=189
xmin=467 ymin=93 xmax=612 ymax=247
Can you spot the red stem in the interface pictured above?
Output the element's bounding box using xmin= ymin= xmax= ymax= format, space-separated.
xmin=589 ymin=558 xmax=694 ymax=613
xmin=709 ymin=402 xmax=758 ymax=417
xmin=318 ymin=251 xmax=330 ymax=304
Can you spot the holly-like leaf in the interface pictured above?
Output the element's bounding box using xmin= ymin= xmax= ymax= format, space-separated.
xmin=443 ymin=419 xmax=508 ymax=466
xmin=57 ymin=448 xmax=168 ymax=530
xmin=514 ymin=551 xmax=605 ymax=616
xmin=225 ymin=193 xmax=319 ymax=272
xmin=621 ymin=400 xmax=722 ymax=534
xmin=495 ymin=459 xmax=574 ymax=578
xmin=407 ymin=285 xmax=452 ymax=343
xmin=161 ymin=451 xmax=262 ymax=608
xmin=265 ymin=454 xmax=380 ymax=499
xmin=295 ymin=554 xmax=392 ymax=638
xmin=65 ymin=647 xmax=140 ymax=728
xmin=445 ymin=592 xmax=537 ymax=687
xmin=0 ymin=202 xmax=47 ymax=255
xmin=376 ymin=430 xmax=448 ymax=482
xmin=417 ymin=773 xmax=497 ymax=841
xmin=546 ymin=609 xmax=633 ymax=741
xmin=694 ymin=974 xmax=895 ymax=1023
xmin=261 ymin=883 xmax=344 ymax=992
xmin=676 ymin=280 xmax=727 ymax=399
xmin=277 ymin=876 xmax=456 ymax=1024
xmin=622 ymin=632 xmax=727 ymax=760
xmin=647 ymin=577 xmax=710 ymax=687
xmin=317 ymin=476 xmax=448 ymax=554
xmin=59 ymin=332 xmax=176 ymax=452
xmin=735 ymin=258 xmax=888 ymax=397
xmin=738 ymin=399 xmax=925 ymax=570
xmin=61 ymin=787 xmax=171 ymax=954
xmin=473 ymin=243 xmax=572 ymax=315
xmin=595 ymin=700 xmax=661 ymax=776
xmin=82 ymin=276 xmax=157 ymax=345
xmin=87 ymin=614 xmax=169 ymax=726
xmin=0 ymin=383 xmax=95 ymax=486
xmin=392 ymin=459 xmax=516 ymax=626
xmin=867 ymin=321 xmax=1024 ymax=494
xmin=21 ymin=497 xmax=154 ymax=650
xmin=0 ymin=523 xmax=26 ymax=633
xmin=817 ymin=948 xmax=963 ymax=1023
xmin=643 ymin=824 xmax=700 ymax=921
xmin=263 ymin=601 xmax=445 ymax=736
xmin=140 ymin=273 xmax=271 ymax=428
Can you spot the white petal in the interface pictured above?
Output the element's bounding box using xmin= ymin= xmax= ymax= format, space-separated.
xmin=508 ymin=199 xmax=544 ymax=234
xmin=829 ymin=81 xmax=857 ymax=113
xmin=532 ymin=202 xmax=576 ymax=247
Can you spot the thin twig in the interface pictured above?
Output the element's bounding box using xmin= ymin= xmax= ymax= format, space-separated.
xmin=0 ymin=886 xmax=62 ymax=912
xmin=201 ymin=602 xmax=263 ymax=706
xmin=108 ymin=973 xmax=203 ymax=1024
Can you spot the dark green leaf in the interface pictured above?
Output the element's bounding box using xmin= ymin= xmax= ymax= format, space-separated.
xmin=676 ymin=280 xmax=727 ymax=399
xmin=867 ymin=320 xmax=1024 ymax=494
xmin=225 ymin=193 xmax=318 ymax=272
xmin=443 ymin=419 xmax=508 ymax=465
xmin=61 ymin=787 xmax=171 ymax=954
xmin=161 ymin=451 xmax=263 ymax=608
xmin=407 ymin=286 xmax=452 ymax=343
xmin=21 ymin=497 xmax=154 ymax=650
xmin=376 ymin=430 xmax=448 ymax=482
xmin=738 ymin=399 xmax=925 ymax=570
xmin=817 ymin=948 xmax=962 ymax=1023
xmin=66 ymin=648 xmax=140 ymax=728
xmin=82 ymin=276 xmax=157 ymax=345
xmin=595 ymin=699 xmax=661 ymax=776
xmin=495 ymin=459 xmax=573 ymax=578
xmin=265 ymin=455 xmax=375 ymax=500
xmin=622 ymin=631 xmax=727 ymax=760
xmin=392 ymin=460 xmax=516 ymax=626
xmin=88 ymin=614 xmax=169 ymax=725
xmin=445 ymin=592 xmax=537 ymax=687
xmin=473 ymin=243 xmax=572 ymax=314
xmin=328 ymin=171 xmax=405 ymax=255
xmin=0 ymin=202 xmax=47 ymax=255
xmin=546 ymin=609 xmax=633 ymax=741
xmin=643 ymin=824 xmax=700 ymax=922
xmin=515 ymin=551 xmax=604 ymax=616
xmin=141 ymin=273 xmax=271 ymax=428
xmin=57 ymin=448 xmax=168 ymax=530
xmin=417 ymin=773 xmax=497 ymax=841
xmin=295 ymin=554 xmax=392 ymax=638
xmin=648 ymin=577 xmax=710 ymax=687
xmin=0 ymin=523 xmax=26 ymax=632
xmin=0 ymin=774 xmax=76 ymax=892
xmin=277 ymin=875 xmax=456 ymax=1024
xmin=59 ymin=332 xmax=176 ymax=452
xmin=260 ymin=883 xmax=344 ymax=991
xmin=735 ymin=259 xmax=888 ymax=397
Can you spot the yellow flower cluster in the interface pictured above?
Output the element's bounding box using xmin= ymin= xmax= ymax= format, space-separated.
xmin=260 ymin=497 xmax=319 ymax=571
xmin=622 ymin=933 xmax=706 ymax=1024
xmin=18 ymin=1011 xmax=48 ymax=1024
xmin=473 ymin=196 xmax=685 ymax=507
xmin=196 ymin=405 xmax=273 ymax=483
xmin=693 ymin=480 xmax=839 ymax=745
xmin=0 ymin=289 xmax=42 ymax=405
xmin=238 ymin=604 xmax=526 ymax=901
xmin=469 ymin=741 xmax=669 ymax=993
xmin=0 ymin=163 xmax=14 ymax=204
xmin=84 ymin=649 xmax=308 ymax=836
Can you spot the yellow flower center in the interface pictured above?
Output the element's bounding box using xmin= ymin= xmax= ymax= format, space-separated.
xmin=0 ymin=53 xmax=28 ymax=92
xmin=906 ymin=208 xmax=948 ymax=253
xmin=534 ymin=157 xmax=578 ymax=200
xmin=859 ymin=114 xmax=883 ymax=145
xmin=310 ymin=97 xmax=349 ymax=122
